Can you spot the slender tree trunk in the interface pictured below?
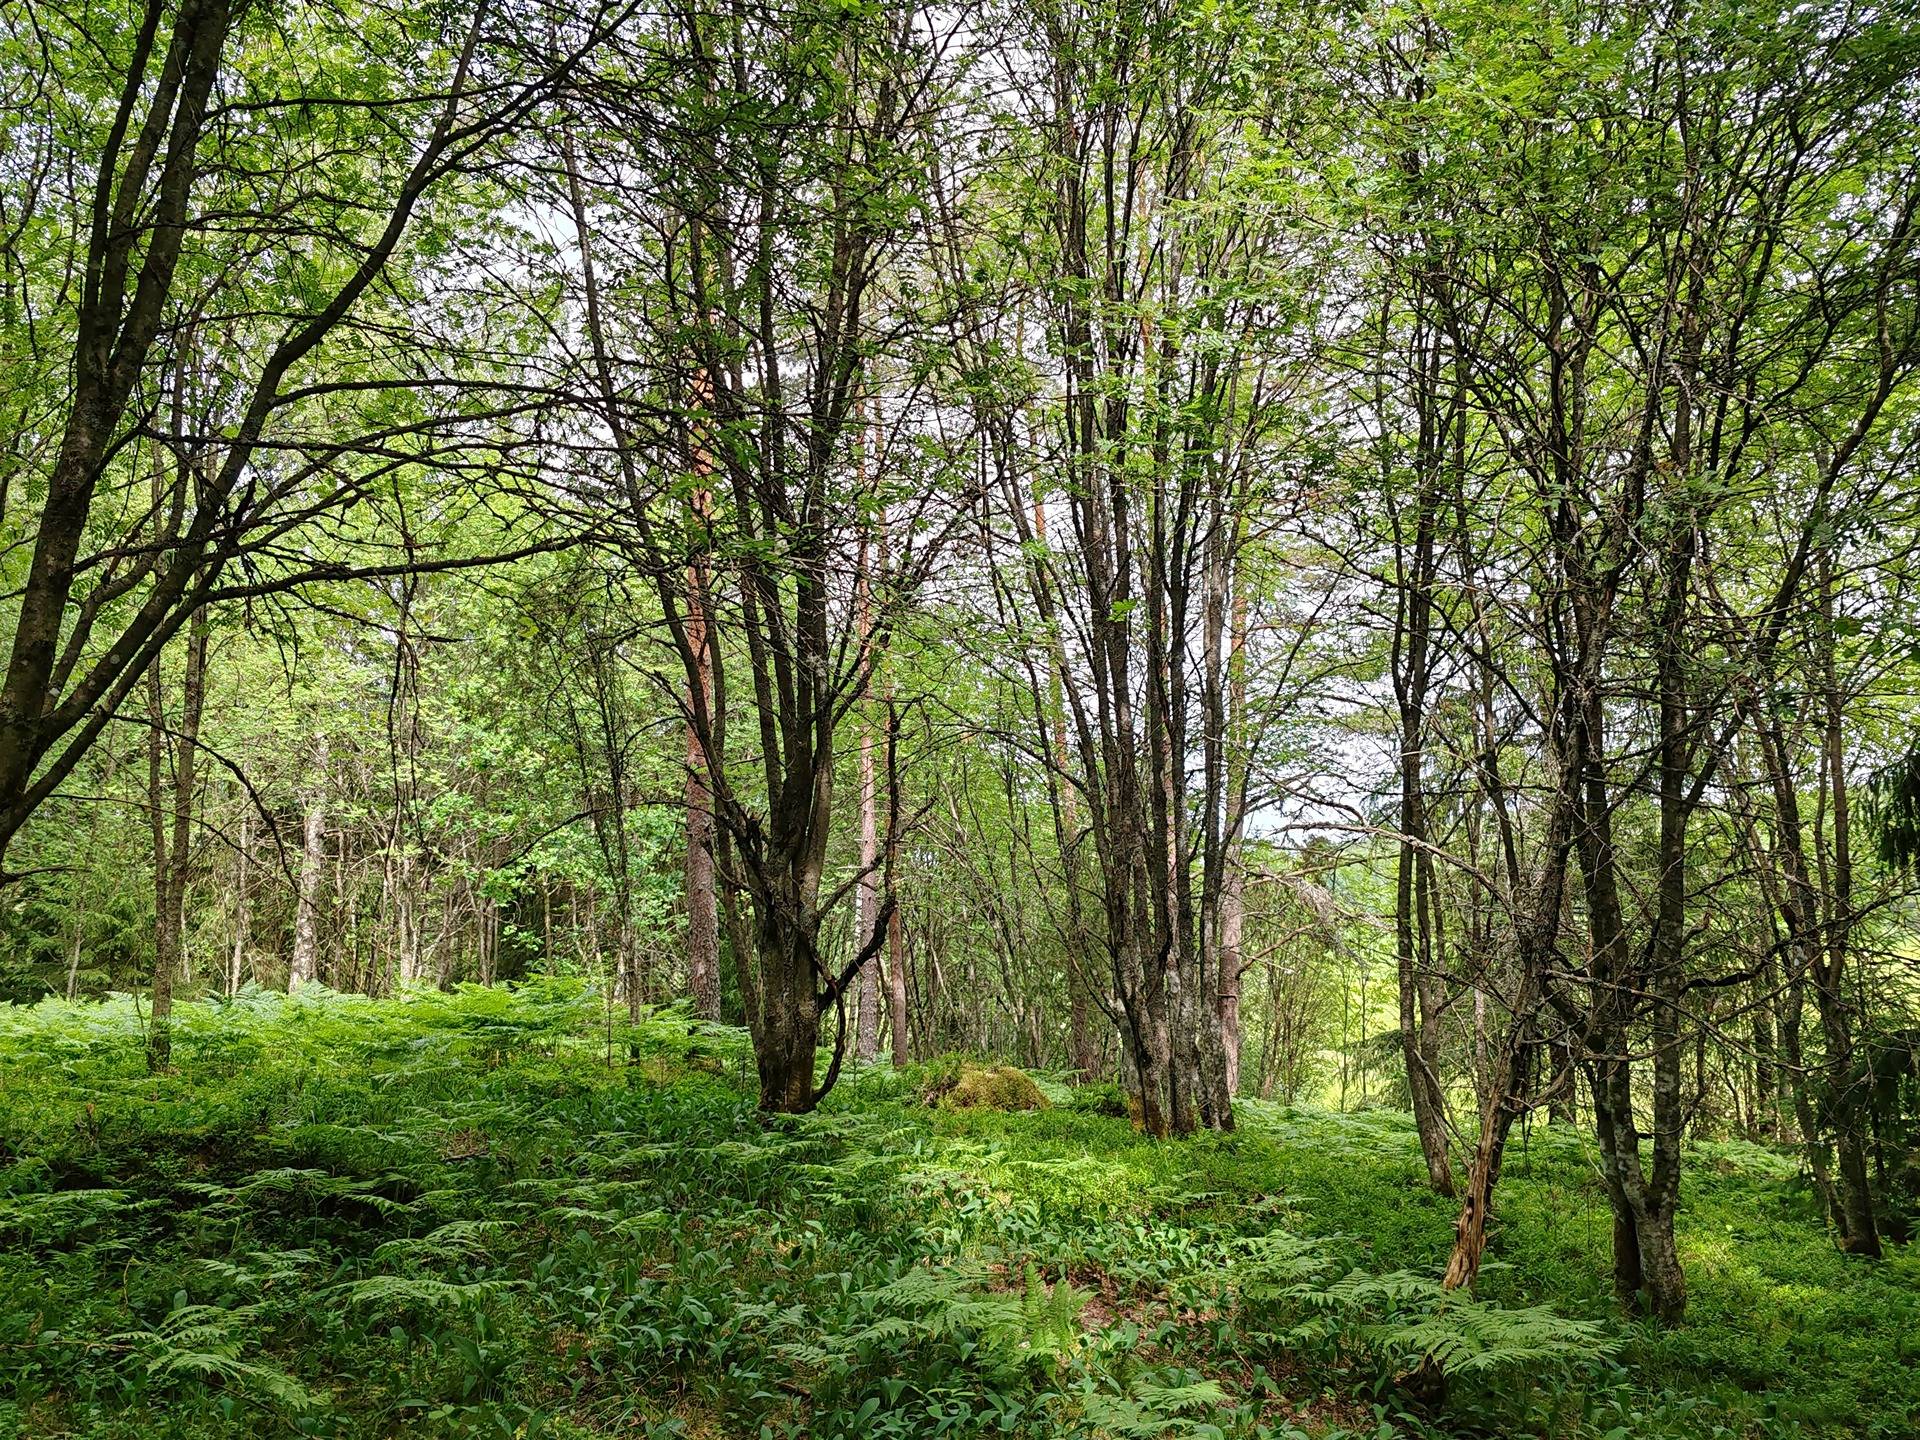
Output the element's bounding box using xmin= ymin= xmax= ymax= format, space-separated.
xmin=883 ymin=692 xmax=911 ymax=1066
xmin=1545 ymin=1036 xmax=1576 ymax=1123
xmin=1442 ymin=1053 xmax=1523 ymax=1289
xmin=1780 ymin=963 xmax=1845 ymax=1226
xmin=1036 ymin=492 xmax=1102 ymax=1083
xmin=1392 ymin=326 xmax=1456 ymax=1195
xmin=1750 ymin=959 xmax=1780 ymax=1140
xmin=854 ymin=520 xmax=881 ymax=1063
xmin=290 ymin=734 xmax=328 ymax=991
xmin=684 ymin=621 xmax=722 ymax=1019
xmin=147 ymin=667 xmax=172 ymax=1063
xmin=1398 ymin=816 xmax=1455 ymax=1194
xmin=1218 ymin=580 xmax=1249 ymax=1099
xmin=1815 ymin=562 xmax=1881 ymax=1256
xmin=146 ymin=607 xmax=207 ymax=1071
xmin=65 ymin=910 xmax=86 ymax=1001
xmin=1756 ymin=690 xmax=1880 ymax=1254
xmin=230 ymin=804 xmax=252 ymax=995
xmin=685 ymin=371 xmax=722 ymax=1022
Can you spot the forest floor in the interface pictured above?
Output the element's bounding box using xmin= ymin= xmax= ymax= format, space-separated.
xmin=0 ymin=983 xmax=1915 ymax=1440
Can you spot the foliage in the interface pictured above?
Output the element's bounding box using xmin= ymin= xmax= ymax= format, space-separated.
xmin=1 ymin=986 xmax=1914 ymax=1438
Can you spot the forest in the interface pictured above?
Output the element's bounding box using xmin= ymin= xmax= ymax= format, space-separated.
xmin=1 ymin=0 xmax=1918 ymax=1435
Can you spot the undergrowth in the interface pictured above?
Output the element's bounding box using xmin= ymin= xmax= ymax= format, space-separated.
xmin=0 ymin=984 xmax=1911 ymax=1438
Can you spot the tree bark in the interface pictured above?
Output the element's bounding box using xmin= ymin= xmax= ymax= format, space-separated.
xmin=290 ymin=733 xmax=328 ymax=991
xmin=684 ymin=371 xmax=722 ymax=1022
xmin=854 ymin=521 xmax=882 ymax=1063
xmin=883 ymin=684 xmax=912 ymax=1066
xmin=146 ymin=606 xmax=208 ymax=1070
xmin=229 ymin=803 xmax=251 ymax=996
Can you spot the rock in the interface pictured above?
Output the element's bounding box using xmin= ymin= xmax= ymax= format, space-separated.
xmin=939 ymin=1063 xmax=1051 ymax=1112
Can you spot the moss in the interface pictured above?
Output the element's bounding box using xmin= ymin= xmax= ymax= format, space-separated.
xmin=940 ymin=1063 xmax=1051 ymax=1112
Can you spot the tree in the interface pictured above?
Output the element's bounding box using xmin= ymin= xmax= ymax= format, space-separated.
xmin=556 ymin=0 xmax=976 ymax=1111
xmin=0 ymin=0 xmax=624 ymax=871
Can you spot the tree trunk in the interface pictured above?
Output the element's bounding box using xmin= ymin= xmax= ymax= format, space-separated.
xmin=230 ymin=804 xmax=252 ymax=995
xmin=1814 ymin=567 xmax=1881 ymax=1256
xmin=1750 ymin=959 xmax=1780 ymax=1140
xmin=1442 ymin=1079 xmax=1520 ymax=1290
xmin=1392 ymin=342 xmax=1456 ymax=1195
xmin=1756 ymin=684 xmax=1880 ymax=1255
xmin=290 ymin=734 xmax=328 ymax=991
xmin=854 ymin=528 xmax=881 ymax=1063
xmin=146 ymin=607 xmax=208 ymax=1071
xmin=1545 ymin=1036 xmax=1576 ymax=1124
xmin=750 ymin=895 xmax=825 ymax=1113
xmin=685 ymin=728 xmax=721 ymax=1018
xmin=1218 ymin=580 xmax=1249 ymax=1099
xmin=684 ymin=372 xmax=723 ymax=1022
xmin=883 ymin=695 xmax=912 ymax=1066
xmin=1398 ymin=822 xmax=1455 ymax=1196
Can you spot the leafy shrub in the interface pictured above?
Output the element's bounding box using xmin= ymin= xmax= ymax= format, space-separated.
xmin=1066 ymin=1080 xmax=1131 ymax=1119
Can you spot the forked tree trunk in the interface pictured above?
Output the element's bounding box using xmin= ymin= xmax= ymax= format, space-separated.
xmin=1590 ymin=1047 xmax=1688 ymax=1321
xmin=749 ymin=894 xmax=827 ymax=1113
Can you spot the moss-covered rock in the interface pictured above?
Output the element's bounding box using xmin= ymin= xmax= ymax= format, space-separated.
xmin=939 ymin=1063 xmax=1051 ymax=1112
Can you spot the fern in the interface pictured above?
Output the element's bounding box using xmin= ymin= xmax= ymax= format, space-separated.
xmin=1378 ymin=1294 xmax=1614 ymax=1377
xmin=1223 ymin=1229 xmax=1337 ymax=1299
xmin=831 ymin=1261 xmax=1089 ymax=1376
xmin=1264 ymin=1265 xmax=1614 ymax=1382
xmin=192 ymin=1248 xmax=324 ymax=1294
xmin=108 ymin=1303 xmax=320 ymax=1412
xmin=329 ymin=1273 xmax=522 ymax=1313
xmin=370 ymin=1218 xmax=504 ymax=1264
xmin=0 ymin=1187 xmax=138 ymax=1243
xmin=1075 ymin=1377 xmax=1230 ymax=1439
xmin=1282 ymin=1265 xmax=1444 ymax=1312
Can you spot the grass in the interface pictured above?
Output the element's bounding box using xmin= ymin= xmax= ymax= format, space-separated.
xmin=0 ymin=982 xmax=1913 ymax=1439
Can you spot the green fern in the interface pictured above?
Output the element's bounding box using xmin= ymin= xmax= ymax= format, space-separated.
xmin=108 ymin=1303 xmax=320 ymax=1412
xmin=1378 ymin=1293 xmax=1614 ymax=1377
xmin=1075 ymin=1376 xmax=1230 ymax=1438
xmin=329 ymin=1273 xmax=522 ymax=1313
xmin=370 ymin=1218 xmax=504 ymax=1264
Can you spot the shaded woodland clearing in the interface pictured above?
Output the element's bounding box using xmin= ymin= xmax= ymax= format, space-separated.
xmin=1 ymin=985 xmax=1916 ymax=1440
xmin=4 ymin=0 xmax=1920 ymax=1433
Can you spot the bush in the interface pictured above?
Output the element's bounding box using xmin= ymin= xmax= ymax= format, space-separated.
xmin=1066 ymin=1080 xmax=1130 ymax=1118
